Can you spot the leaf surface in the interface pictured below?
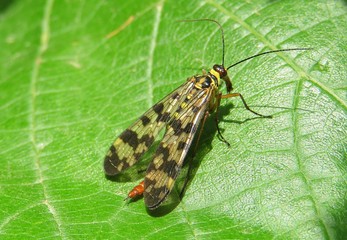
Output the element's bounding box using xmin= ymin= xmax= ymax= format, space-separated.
xmin=0 ymin=0 xmax=346 ymax=239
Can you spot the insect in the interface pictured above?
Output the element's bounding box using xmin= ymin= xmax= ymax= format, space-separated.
xmin=104 ymin=19 xmax=311 ymax=210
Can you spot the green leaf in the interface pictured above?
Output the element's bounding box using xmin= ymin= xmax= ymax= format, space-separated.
xmin=1 ymin=0 xmax=346 ymax=239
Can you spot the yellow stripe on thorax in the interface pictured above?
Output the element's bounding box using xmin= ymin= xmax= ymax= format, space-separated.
xmin=210 ymin=69 xmax=220 ymax=79
xmin=210 ymin=68 xmax=221 ymax=87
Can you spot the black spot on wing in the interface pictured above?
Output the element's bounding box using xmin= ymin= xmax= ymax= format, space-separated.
xmin=191 ymin=105 xmax=200 ymax=113
xmin=141 ymin=134 xmax=154 ymax=147
xmin=104 ymin=150 xmax=121 ymax=175
xmin=104 ymin=148 xmax=129 ymax=175
xmin=171 ymin=120 xmax=182 ymax=135
xmin=170 ymin=120 xmax=195 ymax=135
xmin=132 ymin=134 xmax=155 ymax=162
xmin=165 ymin=159 xmax=180 ymax=175
xmin=184 ymin=122 xmax=194 ymax=133
xmin=119 ymin=130 xmax=154 ymax=151
xmin=156 ymin=145 xmax=170 ymax=165
xmin=153 ymin=103 xmax=164 ymax=114
xmin=177 ymin=141 xmax=187 ymax=150
xmin=119 ymin=129 xmax=139 ymax=149
xmin=140 ymin=115 xmax=151 ymax=126
xmin=159 ymin=112 xmax=171 ymax=123
xmin=109 ymin=144 xmax=116 ymax=154
xmin=153 ymin=102 xmax=171 ymax=123
xmin=171 ymin=92 xmax=180 ymax=100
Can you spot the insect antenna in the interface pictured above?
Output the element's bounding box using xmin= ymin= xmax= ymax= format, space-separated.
xmin=178 ymin=19 xmax=312 ymax=70
xmin=177 ymin=18 xmax=226 ymax=67
xmin=227 ymin=48 xmax=313 ymax=70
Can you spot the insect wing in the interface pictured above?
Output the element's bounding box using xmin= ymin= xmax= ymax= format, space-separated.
xmin=144 ymin=87 xmax=213 ymax=209
xmin=104 ymin=81 xmax=195 ymax=176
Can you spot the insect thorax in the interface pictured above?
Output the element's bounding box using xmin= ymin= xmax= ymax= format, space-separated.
xmin=192 ymin=70 xmax=221 ymax=91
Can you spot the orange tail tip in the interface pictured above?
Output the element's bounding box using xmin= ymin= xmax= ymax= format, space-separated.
xmin=125 ymin=181 xmax=145 ymax=201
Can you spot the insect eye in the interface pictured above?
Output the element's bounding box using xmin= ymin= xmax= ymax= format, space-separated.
xmin=213 ymin=64 xmax=227 ymax=78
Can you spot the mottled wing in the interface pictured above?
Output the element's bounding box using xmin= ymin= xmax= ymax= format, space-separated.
xmin=143 ymin=87 xmax=214 ymax=209
xmin=104 ymin=81 xmax=195 ymax=176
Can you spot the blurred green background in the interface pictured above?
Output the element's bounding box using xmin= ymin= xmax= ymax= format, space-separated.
xmin=0 ymin=0 xmax=346 ymax=239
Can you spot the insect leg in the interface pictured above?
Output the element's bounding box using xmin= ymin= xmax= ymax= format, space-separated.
xmin=214 ymin=93 xmax=231 ymax=147
xmin=221 ymin=92 xmax=272 ymax=118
